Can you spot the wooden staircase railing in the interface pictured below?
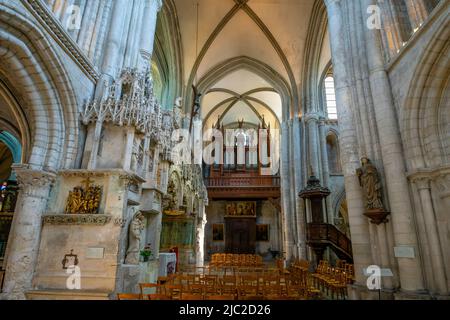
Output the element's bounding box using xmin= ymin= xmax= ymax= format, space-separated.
xmin=306 ymin=223 xmax=353 ymax=263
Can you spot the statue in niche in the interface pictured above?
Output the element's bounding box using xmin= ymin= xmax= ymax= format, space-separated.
xmin=125 ymin=211 xmax=145 ymax=265
xmin=356 ymin=158 xmax=385 ymax=211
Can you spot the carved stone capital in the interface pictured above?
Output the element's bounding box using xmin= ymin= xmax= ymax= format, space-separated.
xmin=303 ymin=112 xmax=321 ymax=124
xmin=12 ymin=164 xmax=56 ymax=199
xmin=414 ymin=177 xmax=431 ymax=191
xmin=408 ymin=165 xmax=450 ymax=197
xmin=435 ymin=173 xmax=450 ymax=199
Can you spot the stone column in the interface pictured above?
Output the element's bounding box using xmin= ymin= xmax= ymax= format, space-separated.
xmin=137 ymin=0 xmax=163 ymax=71
xmin=305 ymin=113 xmax=321 ymax=178
xmin=287 ymin=120 xmax=300 ymax=259
xmin=96 ymin=0 xmax=129 ymax=98
xmin=76 ymin=0 xmax=97 ymax=50
xmin=376 ymin=223 xmax=393 ymax=290
xmin=123 ymin=127 xmax=136 ymax=171
xmin=292 ymin=118 xmax=307 ymax=259
xmin=87 ymin=121 xmax=103 ymax=170
xmin=1 ymin=165 xmax=55 ymax=300
xmin=404 ymin=0 xmax=428 ymax=31
xmin=414 ymin=177 xmax=447 ymax=294
xmin=141 ymin=134 xmax=152 ymax=178
xmin=123 ymin=0 xmax=146 ymax=69
xmin=325 ymin=0 xmax=373 ymax=286
xmin=377 ymin=0 xmax=403 ymax=59
xmin=319 ymin=118 xmax=333 ymax=222
xmin=195 ymin=204 xmax=207 ymax=267
xmin=280 ymin=121 xmax=294 ymax=261
xmin=362 ymin=0 xmax=425 ymax=293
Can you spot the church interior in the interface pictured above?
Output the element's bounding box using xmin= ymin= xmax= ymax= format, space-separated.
xmin=0 ymin=0 xmax=448 ymax=301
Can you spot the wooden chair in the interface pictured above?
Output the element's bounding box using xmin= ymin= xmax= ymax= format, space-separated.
xmin=220 ymin=275 xmax=237 ymax=295
xmin=262 ymin=274 xmax=280 ymax=287
xmin=285 ymin=283 xmax=307 ymax=300
xmin=181 ymin=293 xmax=204 ymax=300
xmin=201 ymin=274 xmax=215 ymax=284
xmin=147 ymin=294 xmax=171 ymax=300
xmin=262 ymin=284 xmax=283 ymax=300
xmin=206 ymin=294 xmax=235 ymax=300
xmin=237 ymin=285 xmax=260 ymax=300
xmin=165 ymin=284 xmax=182 ymax=300
xmin=240 ymin=275 xmax=258 ymax=287
xmin=157 ymin=276 xmax=170 ymax=286
xmin=187 ymin=283 xmax=204 ymax=295
xmin=117 ymin=293 xmax=141 ymax=300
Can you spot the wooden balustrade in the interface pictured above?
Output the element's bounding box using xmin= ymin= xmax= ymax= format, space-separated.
xmin=205 ymin=176 xmax=281 ymax=199
xmin=205 ymin=176 xmax=280 ymax=187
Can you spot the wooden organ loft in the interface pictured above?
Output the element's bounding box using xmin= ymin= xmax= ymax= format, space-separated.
xmin=204 ymin=117 xmax=281 ymax=199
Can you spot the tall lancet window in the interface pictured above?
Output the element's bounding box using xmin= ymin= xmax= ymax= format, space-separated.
xmin=324 ymin=75 xmax=337 ymax=120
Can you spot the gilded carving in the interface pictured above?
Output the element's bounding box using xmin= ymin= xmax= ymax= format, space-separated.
xmin=65 ymin=178 xmax=102 ymax=214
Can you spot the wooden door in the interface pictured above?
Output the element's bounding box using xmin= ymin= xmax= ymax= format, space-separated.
xmin=225 ymin=218 xmax=256 ymax=253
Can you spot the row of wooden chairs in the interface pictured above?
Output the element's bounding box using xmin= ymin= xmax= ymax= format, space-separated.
xmin=312 ymin=260 xmax=353 ymax=299
xmin=118 ymin=260 xmax=356 ymax=301
xmin=287 ymin=260 xmax=322 ymax=299
xmin=210 ymin=254 xmax=264 ymax=267
xmin=117 ymin=269 xmax=315 ymax=300
xmin=117 ymin=293 xmax=235 ymax=301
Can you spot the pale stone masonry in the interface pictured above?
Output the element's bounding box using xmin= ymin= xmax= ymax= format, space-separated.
xmin=0 ymin=0 xmax=448 ymax=300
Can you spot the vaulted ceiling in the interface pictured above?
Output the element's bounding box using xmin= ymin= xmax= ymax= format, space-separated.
xmin=174 ymin=0 xmax=321 ymax=129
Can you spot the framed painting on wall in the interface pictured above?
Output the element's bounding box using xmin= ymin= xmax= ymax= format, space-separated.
xmin=256 ymin=224 xmax=269 ymax=242
xmin=212 ymin=224 xmax=224 ymax=241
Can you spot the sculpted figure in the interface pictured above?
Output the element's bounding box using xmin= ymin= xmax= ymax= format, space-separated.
xmin=125 ymin=211 xmax=145 ymax=265
xmin=356 ymin=158 xmax=385 ymax=210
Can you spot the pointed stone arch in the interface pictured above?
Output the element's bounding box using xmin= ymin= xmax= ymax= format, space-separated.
xmin=196 ymin=56 xmax=291 ymax=122
xmin=0 ymin=4 xmax=80 ymax=170
xmin=402 ymin=16 xmax=450 ymax=170
xmin=202 ymin=87 xmax=281 ymax=129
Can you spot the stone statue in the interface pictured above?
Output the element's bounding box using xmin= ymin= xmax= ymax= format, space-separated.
xmin=125 ymin=211 xmax=145 ymax=265
xmin=356 ymin=158 xmax=385 ymax=210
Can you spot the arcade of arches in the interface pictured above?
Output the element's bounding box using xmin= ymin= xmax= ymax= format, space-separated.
xmin=0 ymin=0 xmax=448 ymax=300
